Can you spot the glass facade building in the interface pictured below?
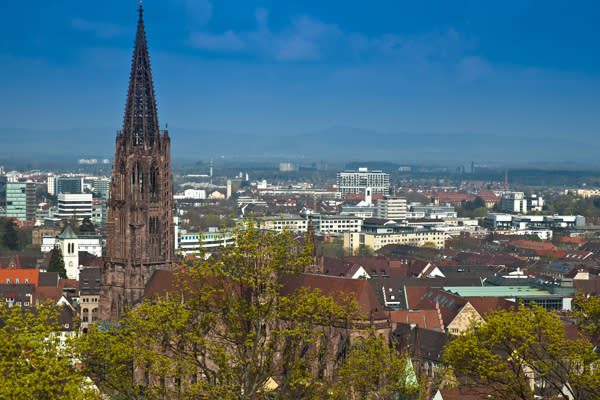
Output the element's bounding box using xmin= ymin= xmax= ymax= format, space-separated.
xmin=6 ymin=182 xmax=36 ymax=222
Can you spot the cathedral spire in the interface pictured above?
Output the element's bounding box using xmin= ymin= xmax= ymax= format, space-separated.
xmin=122 ymin=2 xmax=159 ymax=148
xmin=101 ymin=4 xmax=174 ymax=321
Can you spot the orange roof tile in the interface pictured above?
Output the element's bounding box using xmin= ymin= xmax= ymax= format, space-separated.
xmin=0 ymin=269 xmax=39 ymax=287
xmin=388 ymin=308 xmax=443 ymax=331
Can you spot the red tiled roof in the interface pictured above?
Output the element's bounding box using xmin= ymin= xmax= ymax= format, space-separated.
xmin=404 ymin=286 xmax=431 ymax=309
xmin=465 ymin=296 xmax=517 ymax=319
xmin=510 ymin=240 xmax=567 ymax=258
xmin=415 ymin=289 xmax=467 ymax=326
xmin=281 ymin=274 xmax=386 ymax=320
xmin=388 ymin=308 xmax=443 ymax=332
xmin=432 ymin=192 xmax=476 ymax=203
xmin=322 ymin=257 xmax=360 ymax=277
xmin=0 ymin=269 xmax=39 ymax=287
xmin=35 ymin=286 xmax=63 ymax=303
xmin=561 ymin=250 xmax=594 ymax=261
xmin=59 ymin=279 xmax=78 ymax=292
xmin=345 ymin=256 xmax=411 ymax=279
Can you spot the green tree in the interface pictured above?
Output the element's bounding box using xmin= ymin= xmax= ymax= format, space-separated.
xmin=2 ymin=218 xmax=19 ymax=250
xmin=82 ymin=220 xmax=364 ymax=400
xmin=0 ymin=301 xmax=100 ymax=400
xmin=79 ymin=217 xmax=96 ymax=235
xmin=421 ymin=241 xmax=438 ymax=249
xmin=462 ymin=196 xmax=486 ymax=211
xmin=76 ymin=321 xmax=146 ymax=400
xmin=320 ymin=237 xmax=346 ymax=258
xmin=333 ymin=333 xmax=420 ymax=400
xmin=357 ymin=244 xmax=375 ymax=256
xmin=444 ymin=303 xmax=600 ymax=400
xmin=48 ymin=245 xmax=67 ymax=278
xmin=573 ymin=295 xmax=600 ymax=339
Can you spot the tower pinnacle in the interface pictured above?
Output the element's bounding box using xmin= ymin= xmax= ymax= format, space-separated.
xmin=122 ymin=1 xmax=159 ymax=149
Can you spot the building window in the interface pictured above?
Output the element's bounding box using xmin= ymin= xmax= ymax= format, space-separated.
xmin=24 ymin=278 xmax=29 ymax=284
xmin=5 ymin=279 xmax=10 ymax=284
xmin=15 ymin=279 xmax=20 ymax=284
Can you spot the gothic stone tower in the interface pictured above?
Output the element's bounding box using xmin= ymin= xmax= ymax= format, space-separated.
xmin=99 ymin=5 xmax=174 ymax=320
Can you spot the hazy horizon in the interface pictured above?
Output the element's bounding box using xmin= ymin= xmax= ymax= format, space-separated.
xmin=1 ymin=1 xmax=600 ymax=163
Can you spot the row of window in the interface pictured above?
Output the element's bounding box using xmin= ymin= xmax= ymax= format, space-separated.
xmin=81 ymin=297 xmax=98 ymax=303
xmin=5 ymin=278 xmax=30 ymax=284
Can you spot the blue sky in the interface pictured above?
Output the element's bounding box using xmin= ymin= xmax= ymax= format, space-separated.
xmin=1 ymin=0 xmax=600 ymax=162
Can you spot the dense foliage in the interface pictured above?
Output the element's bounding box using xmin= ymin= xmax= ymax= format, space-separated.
xmin=444 ymin=303 xmax=600 ymax=400
xmin=0 ymin=218 xmax=31 ymax=251
xmin=76 ymin=220 xmax=417 ymax=399
xmin=0 ymin=302 xmax=99 ymax=400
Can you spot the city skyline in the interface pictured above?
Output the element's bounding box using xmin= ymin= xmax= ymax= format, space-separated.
xmin=1 ymin=0 xmax=600 ymax=162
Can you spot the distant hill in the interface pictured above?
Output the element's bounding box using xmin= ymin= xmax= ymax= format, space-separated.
xmin=1 ymin=126 xmax=598 ymax=164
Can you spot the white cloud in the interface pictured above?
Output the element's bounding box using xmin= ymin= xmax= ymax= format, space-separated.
xmin=186 ymin=7 xmax=484 ymax=73
xmin=178 ymin=0 xmax=212 ymax=26
xmin=71 ymin=17 xmax=123 ymax=40
xmin=190 ymin=30 xmax=245 ymax=51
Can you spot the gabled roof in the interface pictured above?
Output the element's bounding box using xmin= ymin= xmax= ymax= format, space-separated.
xmin=0 ymin=251 xmax=48 ymax=270
xmin=393 ymin=322 xmax=446 ymax=363
xmin=404 ymin=286 xmax=431 ymax=309
xmin=0 ymin=283 xmax=35 ymax=303
xmin=35 ymin=286 xmax=63 ymax=303
xmin=78 ymin=252 xmax=103 ymax=268
xmin=510 ymin=240 xmax=567 ymax=258
xmin=38 ymin=272 xmax=59 ymax=287
xmin=345 ymin=255 xmax=408 ymax=278
xmin=58 ymin=225 xmax=78 ymax=240
xmin=281 ymin=273 xmax=386 ymax=320
xmin=415 ymin=288 xmax=467 ymax=326
xmin=464 ymin=296 xmax=517 ymax=319
xmin=0 ymin=269 xmax=39 ymax=287
xmin=561 ymin=250 xmax=594 ymax=261
xmin=321 ymin=257 xmax=362 ymax=278
xmin=144 ymin=269 xmax=176 ymax=300
xmin=388 ymin=308 xmax=444 ymax=332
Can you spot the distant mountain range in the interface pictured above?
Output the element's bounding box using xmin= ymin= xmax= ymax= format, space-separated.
xmin=0 ymin=126 xmax=598 ymax=165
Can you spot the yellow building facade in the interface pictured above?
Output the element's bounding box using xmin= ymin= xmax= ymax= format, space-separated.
xmin=343 ymin=230 xmax=447 ymax=253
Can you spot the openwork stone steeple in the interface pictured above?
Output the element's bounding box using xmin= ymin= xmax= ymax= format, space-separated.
xmin=122 ymin=4 xmax=160 ymax=149
xmin=100 ymin=5 xmax=174 ymax=321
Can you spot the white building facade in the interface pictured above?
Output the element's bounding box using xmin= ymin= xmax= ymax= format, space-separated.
xmin=376 ymin=197 xmax=407 ymax=220
xmin=56 ymin=193 xmax=93 ymax=220
xmin=336 ymin=168 xmax=390 ymax=195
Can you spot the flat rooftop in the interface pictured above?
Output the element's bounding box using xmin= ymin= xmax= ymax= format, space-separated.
xmin=443 ymin=286 xmax=554 ymax=297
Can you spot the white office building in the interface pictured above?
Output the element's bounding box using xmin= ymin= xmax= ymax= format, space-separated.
xmin=336 ymin=168 xmax=390 ymax=195
xmin=484 ymin=213 xmax=585 ymax=231
xmin=56 ymin=193 xmax=93 ymax=221
xmin=376 ymin=197 xmax=407 ymax=220
xmin=501 ymin=192 xmax=527 ymax=213
xmin=500 ymin=192 xmax=545 ymax=214
xmin=261 ymin=214 xmax=362 ymax=234
xmin=177 ymin=229 xmax=235 ymax=256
